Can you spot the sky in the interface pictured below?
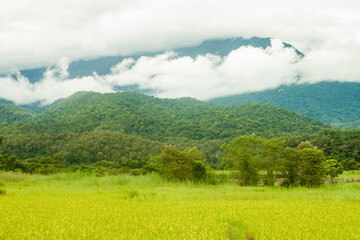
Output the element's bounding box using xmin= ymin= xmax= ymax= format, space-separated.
xmin=1 ymin=0 xmax=360 ymax=105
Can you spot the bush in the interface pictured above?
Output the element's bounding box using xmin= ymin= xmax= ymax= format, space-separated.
xmin=205 ymin=171 xmax=231 ymax=185
xmin=157 ymin=146 xmax=209 ymax=182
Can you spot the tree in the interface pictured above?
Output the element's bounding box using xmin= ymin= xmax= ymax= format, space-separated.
xmin=298 ymin=147 xmax=326 ymax=187
xmin=281 ymin=147 xmax=302 ymax=186
xmin=262 ymin=139 xmax=285 ymax=185
xmin=157 ymin=146 xmax=207 ymax=182
xmin=325 ymin=159 xmax=343 ymax=180
xmin=0 ymin=154 xmax=25 ymax=172
xmin=221 ymin=135 xmax=263 ymax=186
xmin=341 ymin=159 xmax=359 ymax=171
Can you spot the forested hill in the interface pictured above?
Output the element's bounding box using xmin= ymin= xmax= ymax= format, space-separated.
xmin=209 ymin=81 xmax=360 ymax=129
xmin=1 ymin=91 xmax=328 ymax=141
xmin=0 ymin=91 xmax=330 ymax=166
xmin=0 ymin=104 xmax=36 ymax=126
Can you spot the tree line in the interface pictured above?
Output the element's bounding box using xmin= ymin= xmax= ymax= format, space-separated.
xmin=0 ymin=135 xmax=348 ymax=187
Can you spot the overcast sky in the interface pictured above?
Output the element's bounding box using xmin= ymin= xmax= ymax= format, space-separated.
xmin=1 ymin=0 xmax=360 ymax=105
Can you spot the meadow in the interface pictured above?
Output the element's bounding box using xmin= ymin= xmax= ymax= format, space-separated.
xmin=0 ymin=171 xmax=359 ymax=240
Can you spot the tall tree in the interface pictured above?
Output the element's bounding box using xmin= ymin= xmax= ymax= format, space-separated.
xmin=298 ymin=147 xmax=326 ymax=187
xmin=157 ymin=146 xmax=207 ymax=182
xmin=221 ymin=135 xmax=263 ymax=186
xmin=262 ymin=139 xmax=285 ymax=185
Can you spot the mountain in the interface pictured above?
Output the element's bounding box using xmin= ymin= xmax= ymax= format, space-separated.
xmin=17 ymin=37 xmax=300 ymax=83
xmin=0 ymin=104 xmax=36 ymax=126
xmin=209 ymin=81 xmax=360 ymax=129
xmin=3 ymin=91 xmax=327 ymax=139
xmin=0 ymin=91 xmax=329 ymax=166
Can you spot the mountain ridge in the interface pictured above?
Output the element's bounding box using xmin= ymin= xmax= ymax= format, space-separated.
xmin=209 ymin=81 xmax=360 ymax=129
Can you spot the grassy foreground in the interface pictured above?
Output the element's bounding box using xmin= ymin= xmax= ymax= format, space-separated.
xmin=0 ymin=172 xmax=359 ymax=240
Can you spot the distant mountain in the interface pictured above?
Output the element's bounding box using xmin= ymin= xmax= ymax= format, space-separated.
xmin=18 ymin=37 xmax=300 ymax=83
xmin=0 ymin=91 xmax=328 ymax=166
xmin=0 ymin=104 xmax=36 ymax=126
xmin=209 ymin=81 xmax=360 ymax=129
xmin=1 ymin=36 xmax=302 ymax=113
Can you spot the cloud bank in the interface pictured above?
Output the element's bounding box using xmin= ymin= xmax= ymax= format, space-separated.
xmin=3 ymin=39 xmax=358 ymax=105
xmin=1 ymin=0 xmax=360 ymax=104
xmin=1 ymin=0 xmax=360 ymax=72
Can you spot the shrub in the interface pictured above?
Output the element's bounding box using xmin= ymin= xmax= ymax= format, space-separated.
xmin=157 ymin=146 xmax=209 ymax=182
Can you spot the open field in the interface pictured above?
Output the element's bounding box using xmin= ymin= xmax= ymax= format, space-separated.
xmin=1 ymin=171 xmax=360 ymax=240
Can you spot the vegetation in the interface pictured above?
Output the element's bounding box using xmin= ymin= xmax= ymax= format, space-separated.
xmin=152 ymin=146 xmax=208 ymax=182
xmin=222 ymin=136 xmax=328 ymax=187
xmin=0 ymin=104 xmax=36 ymax=126
xmin=0 ymin=91 xmax=329 ymax=169
xmin=0 ymin=172 xmax=359 ymax=239
xmin=287 ymin=129 xmax=360 ymax=170
xmin=210 ymin=81 xmax=360 ymax=129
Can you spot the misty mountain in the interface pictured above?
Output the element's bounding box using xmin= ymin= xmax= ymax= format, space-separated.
xmin=19 ymin=37 xmax=300 ymax=83
xmin=209 ymin=81 xmax=360 ymax=129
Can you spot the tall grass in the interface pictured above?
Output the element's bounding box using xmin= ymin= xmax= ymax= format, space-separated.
xmin=0 ymin=171 xmax=359 ymax=239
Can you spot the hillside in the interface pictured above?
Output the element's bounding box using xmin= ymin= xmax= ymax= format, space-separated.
xmin=0 ymin=91 xmax=329 ymax=166
xmin=209 ymin=81 xmax=360 ymax=129
xmin=0 ymin=104 xmax=36 ymax=126
xmin=1 ymin=91 xmax=328 ymax=139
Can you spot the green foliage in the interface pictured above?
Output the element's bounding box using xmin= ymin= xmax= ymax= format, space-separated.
xmin=286 ymin=129 xmax=360 ymax=170
xmin=222 ymin=135 xmax=263 ymax=186
xmin=281 ymin=143 xmax=326 ymax=187
xmin=299 ymin=148 xmax=326 ymax=187
xmin=281 ymin=148 xmax=302 ymax=186
xmin=0 ymin=104 xmax=36 ymax=126
xmin=0 ymin=91 xmax=329 ymax=168
xmin=325 ymin=159 xmax=344 ymax=179
xmin=262 ymin=138 xmax=285 ymax=185
xmin=210 ymin=81 xmax=360 ymax=127
xmin=0 ymin=154 xmax=25 ymax=172
xmin=157 ymin=146 xmax=208 ymax=182
xmin=341 ymin=159 xmax=360 ymax=171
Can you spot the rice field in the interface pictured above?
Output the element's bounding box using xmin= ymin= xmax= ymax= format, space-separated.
xmin=0 ymin=171 xmax=359 ymax=240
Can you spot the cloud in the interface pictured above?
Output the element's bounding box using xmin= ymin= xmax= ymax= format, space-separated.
xmin=1 ymin=0 xmax=360 ymax=74
xmin=1 ymin=39 xmax=303 ymax=104
xmin=0 ymin=57 xmax=113 ymax=105
xmin=1 ymin=0 xmax=360 ymax=104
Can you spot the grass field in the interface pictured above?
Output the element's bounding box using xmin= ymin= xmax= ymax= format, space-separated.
xmin=0 ymin=171 xmax=359 ymax=239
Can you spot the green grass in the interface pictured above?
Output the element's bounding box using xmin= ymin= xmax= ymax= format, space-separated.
xmin=0 ymin=171 xmax=359 ymax=239
xmin=338 ymin=170 xmax=360 ymax=180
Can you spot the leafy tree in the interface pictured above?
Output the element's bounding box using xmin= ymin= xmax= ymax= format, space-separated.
xmin=157 ymin=146 xmax=207 ymax=182
xmin=325 ymin=159 xmax=343 ymax=179
xmin=281 ymin=147 xmax=302 ymax=186
xmin=221 ymin=135 xmax=263 ymax=186
xmin=341 ymin=159 xmax=359 ymax=170
xmin=262 ymin=138 xmax=285 ymax=185
xmin=298 ymin=148 xmax=326 ymax=187
xmin=0 ymin=154 xmax=25 ymax=172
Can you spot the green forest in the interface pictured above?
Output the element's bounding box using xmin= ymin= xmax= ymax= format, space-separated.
xmin=210 ymin=81 xmax=360 ymax=129
xmin=1 ymin=91 xmax=359 ymax=184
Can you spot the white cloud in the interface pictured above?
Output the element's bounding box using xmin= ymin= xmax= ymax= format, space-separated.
xmin=1 ymin=0 xmax=360 ymax=104
xmin=0 ymin=40 xmax=303 ymax=104
xmin=0 ymin=57 xmax=113 ymax=105
xmin=1 ymin=0 xmax=360 ymax=71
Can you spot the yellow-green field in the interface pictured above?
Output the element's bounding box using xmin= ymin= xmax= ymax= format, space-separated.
xmin=0 ymin=172 xmax=359 ymax=240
